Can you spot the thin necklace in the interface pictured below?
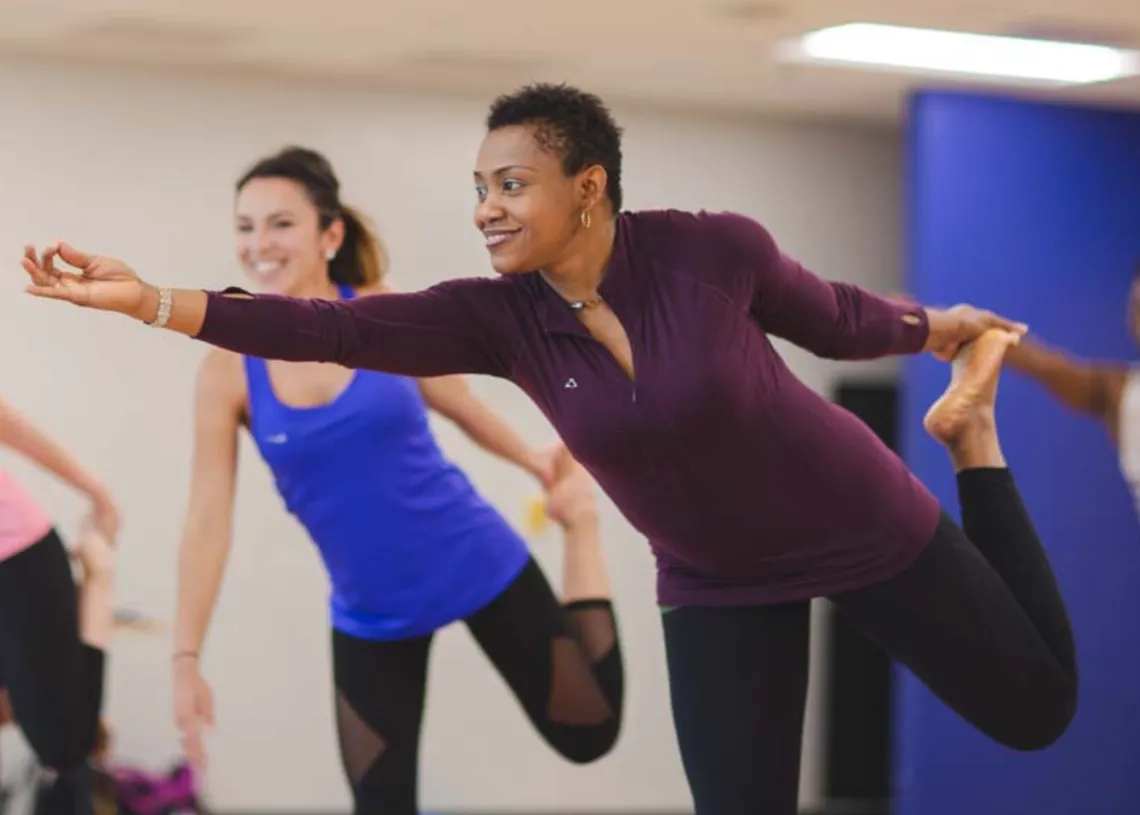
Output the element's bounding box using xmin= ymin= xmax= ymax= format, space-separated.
xmin=567 ymin=294 xmax=604 ymax=311
xmin=539 ymin=268 xmax=604 ymax=311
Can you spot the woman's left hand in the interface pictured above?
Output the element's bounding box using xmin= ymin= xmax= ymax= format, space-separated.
xmin=925 ymin=304 xmax=1028 ymax=361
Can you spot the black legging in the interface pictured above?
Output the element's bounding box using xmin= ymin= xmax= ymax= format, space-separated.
xmin=331 ymin=556 xmax=623 ymax=814
xmin=0 ymin=529 xmax=105 ymax=814
xmin=664 ymin=467 xmax=1077 ymax=815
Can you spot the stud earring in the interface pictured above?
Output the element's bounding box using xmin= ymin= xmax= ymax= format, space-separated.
xmin=326 ymin=249 xmax=336 ymax=261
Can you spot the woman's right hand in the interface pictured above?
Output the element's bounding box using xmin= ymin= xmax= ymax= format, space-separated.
xmin=89 ymin=487 xmax=121 ymax=543
xmin=544 ymin=446 xmax=597 ymax=529
xmin=75 ymin=514 xmax=117 ymax=579
xmin=21 ymin=242 xmax=153 ymax=320
xmin=173 ymin=658 xmax=215 ymax=774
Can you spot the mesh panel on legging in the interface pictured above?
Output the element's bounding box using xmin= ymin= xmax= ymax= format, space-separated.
xmin=466 ymin=560 xmax=624 ymax=763
xmin=336 ymin=691 xmax=387 ymax=787
xmin=330 ymin=629 xmax=430 ymax=806
xmin=548 ymin=600 xmax=619 ymax=726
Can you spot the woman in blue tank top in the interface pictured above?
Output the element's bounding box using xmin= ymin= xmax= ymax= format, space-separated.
xmin=169 ymin=147 xmax=623 ymax=813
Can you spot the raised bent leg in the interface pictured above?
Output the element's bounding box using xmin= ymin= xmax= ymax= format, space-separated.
xmin=834 ymin=330 xmax=1076 ymax=750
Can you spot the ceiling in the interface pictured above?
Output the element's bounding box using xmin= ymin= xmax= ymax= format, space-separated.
xmin=1 ymin=0 xmax=1139 ymax=124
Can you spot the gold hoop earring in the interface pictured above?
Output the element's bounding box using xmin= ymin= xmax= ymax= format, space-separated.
xmin=580 ymin=209 xmax=592 ymax=229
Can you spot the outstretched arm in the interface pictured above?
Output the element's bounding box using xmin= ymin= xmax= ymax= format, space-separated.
xmin=418 ymin=375 xmax=552 ymax=486
xmin=22 ymin=244 xmax=516 ymax=380
xmin=1005 ymin=336 xmax=1126 ymax=438
xmin=185 ymin=284 xmax=512 ymax=378
xmin=699 ymin=212 xmax=1021 ymax=360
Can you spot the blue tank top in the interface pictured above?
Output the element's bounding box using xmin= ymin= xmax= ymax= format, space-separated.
xmin=243 ymin=284 xmax=530 ymax=640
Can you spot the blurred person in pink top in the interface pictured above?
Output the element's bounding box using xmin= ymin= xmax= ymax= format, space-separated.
xmin=0 ymin=466 xmax=52 ymax=561
xmin=0 ymin=394 xmax=119 ymax=813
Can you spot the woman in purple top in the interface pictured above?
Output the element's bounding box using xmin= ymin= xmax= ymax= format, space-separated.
xmin=23 ymin=83 xmax=1076 ymax=814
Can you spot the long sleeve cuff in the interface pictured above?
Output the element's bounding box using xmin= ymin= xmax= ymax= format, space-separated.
xmin=873 ymin=297 xmax=930 ymax=356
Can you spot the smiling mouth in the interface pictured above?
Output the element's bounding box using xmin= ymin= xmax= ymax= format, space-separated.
xmin=484 ymin=230 xmax=519 ymax=249
xmin=250 ymin=260 xmax=286 ymax=277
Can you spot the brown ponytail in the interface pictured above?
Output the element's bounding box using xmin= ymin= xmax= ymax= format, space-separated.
xmin=331 ymin=204 xmax=387 ymax=286
xmin=237 ymin=146 xmax=388 ymax=288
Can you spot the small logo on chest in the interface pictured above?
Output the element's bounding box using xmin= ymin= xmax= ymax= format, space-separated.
xmin=265 ymin=433 xmax=288 ymax=444
xmin=564 ymin=378 xmax=578 ymax=389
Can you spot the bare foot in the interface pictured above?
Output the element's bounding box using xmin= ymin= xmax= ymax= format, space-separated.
xmin=924 ymin=328 xmax=1021 ymax=445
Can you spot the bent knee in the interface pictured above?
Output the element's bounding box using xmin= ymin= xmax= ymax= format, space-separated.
xmin=547 ymin=719 xmax=622 ymax=764
xmin=999 ymin=678 xmax=1077 ymax=752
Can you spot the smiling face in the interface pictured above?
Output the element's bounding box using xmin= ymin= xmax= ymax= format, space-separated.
xmin=234 ymin=176 xmax=343 ymax=295
xmin=473 ymin=124 xmax=604 ymax=275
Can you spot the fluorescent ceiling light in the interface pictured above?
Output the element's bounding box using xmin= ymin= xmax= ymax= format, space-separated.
xmin=779 ymin=23 xmax=1139 ymax=85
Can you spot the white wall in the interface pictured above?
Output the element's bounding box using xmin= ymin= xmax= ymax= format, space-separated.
xmin=0 ymin=59 xmax=902 ymax=812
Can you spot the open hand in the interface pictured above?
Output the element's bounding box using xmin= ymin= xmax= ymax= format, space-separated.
xmin=22 ymin=242 xmax=149 ymax=318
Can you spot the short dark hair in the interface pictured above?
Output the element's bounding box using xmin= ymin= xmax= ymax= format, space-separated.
xmin=486 ymin=83 xmax=624 ymax=212
xmin=237 ymin=146 xmax=387 ymax=286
